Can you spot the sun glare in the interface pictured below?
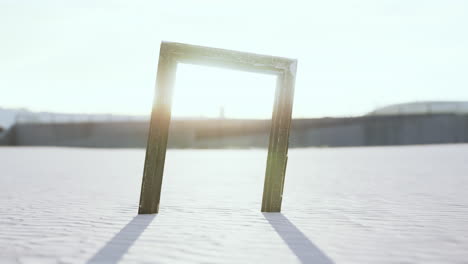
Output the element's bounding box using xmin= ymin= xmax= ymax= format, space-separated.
xmin=172 ymin=63 xmax=277 ymax=119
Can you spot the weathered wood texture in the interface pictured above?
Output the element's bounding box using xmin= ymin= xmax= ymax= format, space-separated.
xmin=139 ymin=42 xmax=297 ymax=214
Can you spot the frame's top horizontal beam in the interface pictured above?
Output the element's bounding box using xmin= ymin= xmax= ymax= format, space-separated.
xmin=160 ymin=41 xmax=297 ymax=76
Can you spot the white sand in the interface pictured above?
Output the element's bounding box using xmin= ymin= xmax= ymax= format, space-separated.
xmin=0 ymin=145 xmax=467 ymax=263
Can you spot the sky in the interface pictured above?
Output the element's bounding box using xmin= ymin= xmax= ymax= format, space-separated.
xmin=1 ymin=0 xmax=467 ymax=119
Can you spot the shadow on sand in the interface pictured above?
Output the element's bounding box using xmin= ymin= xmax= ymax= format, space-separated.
xmin=87 ymin=214 xmax=156 ymax=264
xmin=87 ymin=213 xmax=332 ymax=263
xmin=263 ymin=213 xmax=334 ymax=264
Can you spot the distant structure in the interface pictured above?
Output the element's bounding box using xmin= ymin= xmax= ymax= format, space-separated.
xmin=1 ymin=101 xmax=468 ymax=148
xmin=0 ymin=126 xmax=6 ymax=145
xmin=0 ymin=107 xmax=149 ymax=130
xmin=219 ymin=106 xmax=225 ymax=119
xmin=368 ymin=101 xmax=468 ymax=116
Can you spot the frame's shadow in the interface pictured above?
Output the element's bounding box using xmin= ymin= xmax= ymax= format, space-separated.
xmin=87 ymin=213 xmax=332 ymax=263
xmin=263 ymin=213 xmax=334 ymax=264
xmin=87 ymin=215 xmax=156 ymax=264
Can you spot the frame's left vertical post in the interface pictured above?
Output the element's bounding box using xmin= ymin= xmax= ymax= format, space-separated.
xmin=139 ymin=43 xmax=177 ymax=214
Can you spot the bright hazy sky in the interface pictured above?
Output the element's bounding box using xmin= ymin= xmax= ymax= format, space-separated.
xmin=1 ymin=0 xmax=467 ymax=118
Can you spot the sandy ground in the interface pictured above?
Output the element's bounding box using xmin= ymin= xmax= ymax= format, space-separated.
xmin=0 ymin=145 xmax=467 ymax=263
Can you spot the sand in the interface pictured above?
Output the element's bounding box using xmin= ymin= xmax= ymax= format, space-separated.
xmin=1 ymin=145 xmax=467 ymax=263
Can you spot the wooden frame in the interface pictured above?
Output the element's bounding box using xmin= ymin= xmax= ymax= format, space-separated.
xmin=139 ymin=42 xmax=297 ymax=214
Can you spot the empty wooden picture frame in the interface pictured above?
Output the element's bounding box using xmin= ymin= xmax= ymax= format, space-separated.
xmin=139 ymin=42 xmax=297 ymax=214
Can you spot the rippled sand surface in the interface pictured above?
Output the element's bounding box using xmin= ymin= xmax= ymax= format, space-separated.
xmin=1 ymin=145 xmax=467 ymax=263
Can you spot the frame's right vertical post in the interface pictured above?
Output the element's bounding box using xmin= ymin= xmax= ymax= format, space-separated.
xmin=261 ymin=60 xmax=297 ymax=212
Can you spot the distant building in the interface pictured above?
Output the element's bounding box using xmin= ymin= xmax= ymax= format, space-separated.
xmin=219 ymin=106 xmax=225 ymax=119
xmin=1 ymin=101 xmax=468 ymax=148
xmin=368 ymin=101 xmax=468 ymax=116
